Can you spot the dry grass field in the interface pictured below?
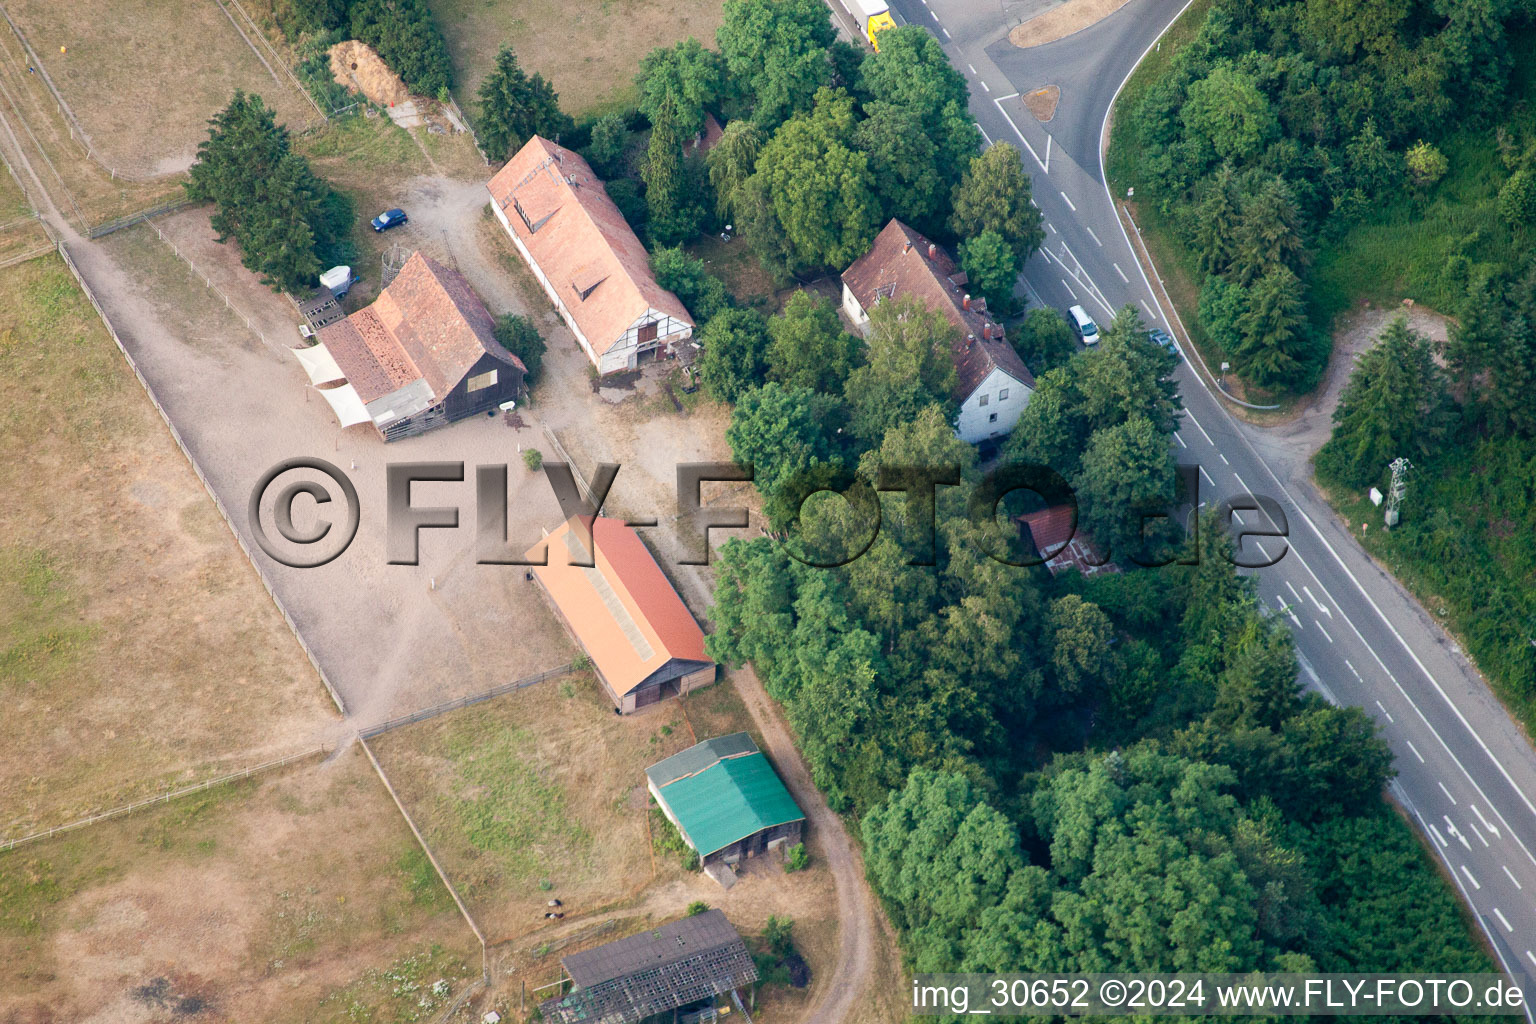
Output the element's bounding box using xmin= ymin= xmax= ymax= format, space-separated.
xmin=4 ymin=0 xmax=316 ymax=179
xmin=0 ymin=746 xmax=480 ymax=1024
xmin=429 ymin=0 xmax=727 ymax=118
xmin=0 ymin=12 xmax=183 ymax=228
xmin=370 ymin=671 xmax=698 ymax=943
xmin=0 ymin=253 xmax=337 ymax=837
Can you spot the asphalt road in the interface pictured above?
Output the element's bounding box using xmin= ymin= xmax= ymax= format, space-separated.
xmin=876 ymin=0 xmax=1536 ymax=997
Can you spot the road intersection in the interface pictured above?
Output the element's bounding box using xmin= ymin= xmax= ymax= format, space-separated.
xmin=882 ymin=0 xmax=1536 ymax=996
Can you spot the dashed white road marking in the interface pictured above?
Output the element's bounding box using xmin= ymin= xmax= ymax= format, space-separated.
xmin=1503 ymin=864 xmax=1522 ymax=889
xmin=1059 ymin=277 xmax=1077 ymax=300
xmin=1430 ymin=823 xmax=1449 ymax=847
xmin=966 ymin=62 xmax=975 ymax=73
xmin=1113 ymin=262 xmax=1128 ymax=282
xmin=1255 ymin=540 xmax=1273 ymax=562
xmin=1316 ymin=620 xmax=1333 ymax=643
xmin=1375 ymin=700 xmax=1392 ymax=722
xmin=1407 ymin=740 xmax=1425 ymax=763
xmin=1285 ymin=580 xmax=1301 ymax=602
xmin=1447 ymin=816 xmax=1471 ymax=850
xmin=1346 ymin=659 xmax=1362 ymax=681
xmin=1493 ymin=907 xmax=1512 ymax=932
xmin=978 ymin=125 xmax=992 ymax=146
xmin=1173 ymin=432 xmax=1186 ymax=448
xmin=1469 ymin=819 xmax=1490 ymax=847
xmin=1440 ymin=781 xmax=1458 ymax=805
xmin=1085 ymin=225 xmax=1101 ymax=246
xmin=1218 ymin=453 xmax=1228 ymax=464
xmin=1048 ymin=222 xmax=1057 ymax=233
xmin=1233 ymin=470 xmax=1253 ymax=494
xmin=1044 ymin=134 xmax=1051 ymax=172
xmin=942 ymin=27 xmax=951 ymax=38
xmin=1461 ymin=864 xmax=1481 ymax=890
xmin=1059 ymin=190 xmax=1076 ymax=212
xmin=1527 ymin=949 xmax=1536 ymax=969
xmin=930 ymin=9 xmax=939 ymax=20
xmin=978 ymin=78 xmax=987 ymax=91
xmin=1199 ymin=465 xmax=1214 ymax=486
xmin=1184 ymin=407 xmax=1214 ymax=445
xmin=1472 ymin=803 xmax=1500 ymax=838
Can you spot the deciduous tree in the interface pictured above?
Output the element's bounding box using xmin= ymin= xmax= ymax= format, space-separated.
xmin=766 ymin=290 xmax=862 ymax=394
xmin=949 ymin=143 xmax=1044 ymax=266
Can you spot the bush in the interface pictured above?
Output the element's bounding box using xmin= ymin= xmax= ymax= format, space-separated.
xmin=522 ymin=448 xmax=543 ymax=471
xmin=494 ymin=313 xmax=546 ymax=385
xmin=1405 ymin=140 xmax=1448 ymax=192
xmin=651 ymin=808 xmax=700 ymax=870
xmin=686 ymin=900 xmax=710 ymax=916
xmin=783 ymin=842 xmax=809 ymax=872
xmin=762 ymin=915 xmax=795 ymax=958
xmin=650 ymin=246 xmax=732 ymax=325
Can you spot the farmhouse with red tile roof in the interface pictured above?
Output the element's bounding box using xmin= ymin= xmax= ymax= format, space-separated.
xmin=294 ymin=252 xmax=525 ymax=441
xmin=842 ymin=219 xmax=1035 ymax=445
xmin=487 ymin=136 xmax=695 ymax=375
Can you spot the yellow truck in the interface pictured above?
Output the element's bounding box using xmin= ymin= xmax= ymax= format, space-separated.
xmin=843 ymin=0 xmax=898 ymax=50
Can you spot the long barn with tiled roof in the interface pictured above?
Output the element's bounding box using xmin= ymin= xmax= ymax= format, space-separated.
xmin=488 ymin=136 xmax=695 ymax=375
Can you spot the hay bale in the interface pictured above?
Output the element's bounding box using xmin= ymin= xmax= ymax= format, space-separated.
xmin=328 ymin=39 xmax=411 ymax=107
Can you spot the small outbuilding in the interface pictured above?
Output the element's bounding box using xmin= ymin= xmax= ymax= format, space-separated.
xmin=295 ymin=252 xmax=525 ymax=441
xmin=540 ymin=909 xmax=759 ymax=1024
xmin=528 ymin=516 xmax=716 ymax=712
xmin=647 ymin=733 xmax=805 ymax=875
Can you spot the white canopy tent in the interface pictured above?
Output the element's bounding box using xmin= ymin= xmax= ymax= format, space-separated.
xmin=317 ymin=383 xmax=374 ymax=428
xmin=292 ymin=343 xmax=347 ymax=386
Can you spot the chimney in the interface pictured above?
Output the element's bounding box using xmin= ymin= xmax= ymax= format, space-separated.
xmin=981 ymin=323 xmax=991 ymax=341
xmin=903 ymin=241 xmax=913 ymax=254
xmin=927 ymin=243 xmax=938 ymax=260
xmin=963 ymin=294 xmax=972 ymax=310
xmin=966 ymin=333 xmax=975 ymax=348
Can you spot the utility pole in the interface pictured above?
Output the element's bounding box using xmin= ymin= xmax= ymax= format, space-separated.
xmin=1385 ymin=458 xmax=1412 ymax=528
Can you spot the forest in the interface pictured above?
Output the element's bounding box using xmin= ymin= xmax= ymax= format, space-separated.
xmin=1116 ymin=0 xmax=1536 ymax=731
xmin=1114 ymin=0 xmax=1535 ymax=395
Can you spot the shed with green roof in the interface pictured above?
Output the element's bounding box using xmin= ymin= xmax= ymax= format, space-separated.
xmin=646 ymin=733 xmax=805 ymax=873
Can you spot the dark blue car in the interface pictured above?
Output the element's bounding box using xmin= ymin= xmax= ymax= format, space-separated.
xmin=371 ymin=208 xmax=408 ymax=232
xmin=1146 ymin=328 xmax=1179 ymax=359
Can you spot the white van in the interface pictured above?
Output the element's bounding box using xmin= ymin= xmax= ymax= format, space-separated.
xmin=1069 ymin=305 xmax=1099 ymax=346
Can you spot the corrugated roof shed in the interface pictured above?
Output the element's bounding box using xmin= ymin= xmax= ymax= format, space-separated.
xmin=541 ymin=910 xmax=758 ymax=1024
xmin=650 ymin=738 xmax=804 ymax=858
xmin=645 ymin=732 xmax=760 ymax=789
